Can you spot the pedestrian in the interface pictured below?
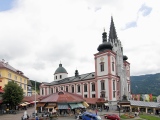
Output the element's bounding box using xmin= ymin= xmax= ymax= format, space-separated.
xmin=95 ymin=109 xmax=97 ymax=115
xmin=23 ymin=111 xmax=27 ymax=120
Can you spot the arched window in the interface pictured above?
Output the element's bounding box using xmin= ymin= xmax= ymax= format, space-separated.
xmin=51 ymin=88 xmax=53 ymax=93
xmin=61 ymin=86 xmax=63 ymax=90
xmin=113 ymin=80 xmax=115 ymax=90
xmin=92 ymin=83 xmax=95 ymax=91
xmin=72 ymin=85 xmax=74 ymax=93
xmin=112 ymin=62 xmax=114 ymax=71
xmin=77 ymin=84 xmax=80 ymax=92
xmin=56 ymin=76 xmax=57 ymax=79
xmin=60 ymin=75 xmax=62 ymax=79
xmin=113 ymin=80 xmax=116 ymax=98
xmin=84 ymin=84 xmax=87 ymax=92
xmin=100 ymin=62 xmax=104 ymax=72
xmin=66 ymin=86 xmax=68 ymax=92
xmin=101 ymin=80 xmax=105 ymax=90
xmin=56 ymin=87 xmax=58 ymax=92
xmin=101 ymin=91 xmax=105 ymax=98
xmin=42 ymin=88 xmax=44 ymax=95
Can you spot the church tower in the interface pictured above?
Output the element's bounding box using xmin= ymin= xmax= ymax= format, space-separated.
xmin=95 ymin=16 xmax=131 ymax=104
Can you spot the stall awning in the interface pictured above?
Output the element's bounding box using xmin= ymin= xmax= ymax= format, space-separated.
xmin=83 ymin=102 xmax=89 ymax=108
xmin=69 ymin=103 xmax=79 ymax=109
xmin=20 ymin=103 xmax=27 ymax=106
xmin=30 ymin=101 xmax=39 ymax=104
xmin=24 ymin=102 xmax=30 ymax=105
xmin=104 ymin=103 xmax=109 ymax=106
xmin=37 ymin=103 xmax=46 ymax=107
xmin=58 ymin=104 xmax=69 ymax=109
xmin=77 ymin=103 xmax=85 ymax=108
xmin=45 ymin=103 xmax=56 ymax=108
xmin=45 ymin=105 xmax=55 ymax=108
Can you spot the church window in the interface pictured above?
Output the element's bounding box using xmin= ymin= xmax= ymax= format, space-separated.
xmin=113 ymin=80 xmax=115 ymax=90
xmin=60 ymin=75 xmax=62 ymax=79
xmin=92 ymin=83 xmax=95 ymax=91
xmin=100 ymin=62 xmax=104 ymax=72
xmin=66 ymin=86 xmax=68 ymax=92
xmin=72 ymin=85 xmax=74 ymax=93
xmin=77 ymin=85 xmax=80 ymax=92
xmin=84 ymin=84 xmax=87 ymax=92
xmin=92 ymin=94 xmax=95 ymax=98
xmin=56 ymin=76 xmax=57 ymax=79
xmin=61 ymin=87 xmax=63 ymax=90
xmin=101 ymin=81 xmax=105 ymax=90
xmin=56 ymin=88 xmax=58 ymax=92
xmin=113 ymin=91 xmax=116 ymax=98
xmin=51 ymin=88 xmax=53 ymax=93
xmin=101 ymin=91 xmax=105 ymax=98
xmin=42 ymin=89 xmax=44 ymax=95
xmin=84 ymin=94 xmax=87 ymax=98
xmin=112 ymin=62 xmax=114 ymax=71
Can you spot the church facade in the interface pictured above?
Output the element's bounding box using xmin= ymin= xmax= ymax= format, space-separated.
xmin=39 ymin=17 xmax=131 ymax=104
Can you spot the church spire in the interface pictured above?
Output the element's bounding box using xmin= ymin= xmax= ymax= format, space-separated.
xmin=109 ymin=16 xmax=118 ymax=43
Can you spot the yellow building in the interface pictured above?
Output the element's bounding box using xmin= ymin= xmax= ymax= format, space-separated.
xmin=0 ymin=60 xmax=29 ymax=96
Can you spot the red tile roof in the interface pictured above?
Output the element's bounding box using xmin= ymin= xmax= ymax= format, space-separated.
xmin=23 ymin=95 xmax=42 ymax=102
xmin=40 ymin=91 xmax=85 ymax=103
xmin=84 ymin=98 xmax=106 ymax=104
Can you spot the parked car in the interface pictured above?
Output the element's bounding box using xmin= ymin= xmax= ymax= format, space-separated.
xmin=82 ymin=112 xmax=101 ymax=120
xmin=104 ymin=114 xmax=120 ymax=120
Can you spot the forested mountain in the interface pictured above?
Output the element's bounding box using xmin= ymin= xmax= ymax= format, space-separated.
xmin=30 ymin=80 xmax=41 ymax=91
xmin=131 ymin=73 xmax=160 ymax=96
xmin=29 ymin=73 xmax=160 ymax=96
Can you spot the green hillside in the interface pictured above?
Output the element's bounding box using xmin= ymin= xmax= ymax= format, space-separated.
xmin=131 ymin=73 xmax=160 ymax=96
xmin=30 ymin=80 xmax=41 ymax=91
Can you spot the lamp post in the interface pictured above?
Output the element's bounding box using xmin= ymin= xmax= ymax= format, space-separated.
xmin=34 ymin=80 xmax=37 ymax=114
xmin=119 ymin=106 xmax=120 ymax=117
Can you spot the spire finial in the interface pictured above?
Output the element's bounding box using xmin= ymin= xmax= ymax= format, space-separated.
xmin=109 ymin=16 xmax=118 ymax=43
xmin=102 ymin=28 xmax=107 ymax=42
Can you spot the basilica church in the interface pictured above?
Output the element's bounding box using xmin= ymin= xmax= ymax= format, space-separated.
xmin=39 ymin=17 xmax=131 ymax=105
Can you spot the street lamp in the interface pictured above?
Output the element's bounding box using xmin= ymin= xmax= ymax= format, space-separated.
xmin=34 ymin=80 xmax=37 ymax=115
xmin=117 ymin=104 xmax=120 ymax=117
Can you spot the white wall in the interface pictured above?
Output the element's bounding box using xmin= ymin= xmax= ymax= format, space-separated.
xmin=96 ymin=55 xmax=108 ymax=76
xmin=54 ymin=73 xmax=68 ymax=81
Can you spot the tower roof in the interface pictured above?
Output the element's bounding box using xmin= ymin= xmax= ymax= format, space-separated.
xmin=97 ymin=30 xmax=113 ymax=52
xmin=54 ymin=63 xmax=68 ymax=75
xmin=109 ymin=16 xmax=118 ymax=42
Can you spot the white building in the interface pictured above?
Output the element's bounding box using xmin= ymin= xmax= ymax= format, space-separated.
xmin=39 ymin=17 xmax=131 ymax=105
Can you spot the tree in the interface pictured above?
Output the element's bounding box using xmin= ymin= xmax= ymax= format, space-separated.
xmin=2 ymin=81 xmax=24 ymax=110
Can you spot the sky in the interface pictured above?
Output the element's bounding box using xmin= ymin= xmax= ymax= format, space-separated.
xmin=0 ymin=0 xmax=160 ymax=83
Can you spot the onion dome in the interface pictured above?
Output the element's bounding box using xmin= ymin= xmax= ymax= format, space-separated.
xmin=97 ymin=30 xmax=113 ymax=52
xmin=123 ymin=55 xmax=128 ymax=61
xmin=54 ymin=63 xmax=68 ymax=74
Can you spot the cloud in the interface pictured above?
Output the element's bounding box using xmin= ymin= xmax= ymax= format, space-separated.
xmin=0 ymin=0 xmax=160 ymax=82
xmin=138 ymin=4 xmax=152 ymax=17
